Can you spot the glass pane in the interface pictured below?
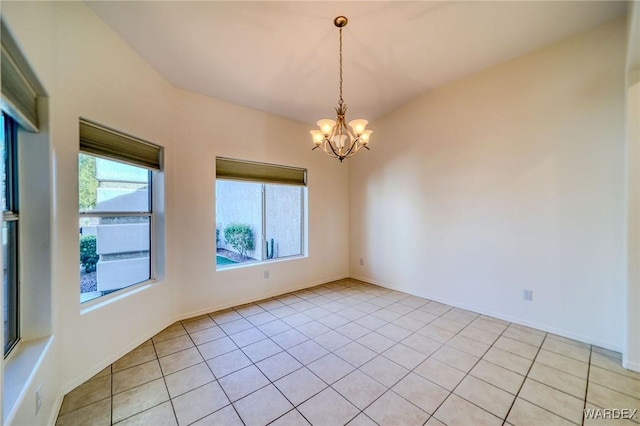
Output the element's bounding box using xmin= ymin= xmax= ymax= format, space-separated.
xmin=3 ymin=221 xmax=19 ymax=353
xmin=265 ymin=184 xmax=303 ymax=258
xmin=79 ymin=153 xmax=150 ymax=213
xmin=215 ymin=180 xmax=262 ymax=267
xmin=1 ymin=115 xmax=7 ymax=212
xmin=80 ymin=216 xmax=151 ymax=303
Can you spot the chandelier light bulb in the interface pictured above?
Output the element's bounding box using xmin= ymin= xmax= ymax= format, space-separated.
xmin=348 ymin=119 xmax=368 ymax=136
xmin=360 ymin=129 xmax=373 ymax=144
xmin=310 ymin=130 xmax=323 ymax=145
xmin=317 ymin=119 xmax=336 ymax=136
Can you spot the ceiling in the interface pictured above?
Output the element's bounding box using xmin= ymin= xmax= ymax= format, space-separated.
xmin=86 ymin=1 xmax=627 ymax=125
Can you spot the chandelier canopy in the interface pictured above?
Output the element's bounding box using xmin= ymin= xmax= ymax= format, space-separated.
xmin=310 ymin=16 xmax=372 ymax=163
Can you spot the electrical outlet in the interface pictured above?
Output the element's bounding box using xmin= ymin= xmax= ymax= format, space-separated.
xmin=359 ymin=258 xmax=364 ymax=266
xmin=523 ymin=289 xmax=533 ymax=301
xmin=264 ymin=270 xmax=269 ymax=279
xmin=35 ymin=384 xmax=42 ymax=415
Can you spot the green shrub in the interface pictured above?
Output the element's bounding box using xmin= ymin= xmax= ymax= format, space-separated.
xmin=224 ymin=223 xmax=254 ymax=258
xmin=78 ymin=154 xmax=98 ymax=210
xmin=80 ymin=235 xmax=99 ymax=273
xmin=216 ymin=228 xmax=220 ymax=247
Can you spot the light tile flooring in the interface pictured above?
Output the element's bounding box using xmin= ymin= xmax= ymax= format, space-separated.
xmin=56 ymin=279 xmax=640 ymax=426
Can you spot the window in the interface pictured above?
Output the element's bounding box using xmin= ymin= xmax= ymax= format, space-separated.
xmin=2 ymin=22 xmax=44 ymax=356
xmin=79 ymin=120 xmax=162 ymax=303
xmin=215 ymin=157 xmax=306 ymax=268
xmin=2 ymin=113 xmax=19 ymax=356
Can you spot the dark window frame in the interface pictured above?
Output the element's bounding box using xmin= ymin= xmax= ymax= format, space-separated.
xmin=3 ymin=112 xmax=20 ymax=356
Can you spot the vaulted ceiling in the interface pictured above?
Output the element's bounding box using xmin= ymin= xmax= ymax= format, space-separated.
xmin=86 ymin=1 xmax=627 ymax=124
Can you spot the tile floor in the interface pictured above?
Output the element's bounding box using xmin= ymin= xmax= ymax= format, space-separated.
xmin=56 ymin=279 xmax=640 ymax=426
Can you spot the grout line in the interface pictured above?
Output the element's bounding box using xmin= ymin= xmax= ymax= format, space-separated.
xmin=502 ymin=332 xmax=596 ymax=426
xmin=152 ymin=337 xmax=180 ymax=426
xmin=427 ymin=314 xmax=513 ymax=425
xmin=582 ymin=345 xmax=593 ymax=425
xmin=255 ymin=283 xmax=416 ymax=421
xmin=500 ymin=332 xmax=547 ymax=425
xmin=589 ymin=361 xmax=640 ymax=381
xmin=203 ymin=310 xmax=261 ymax=426
xmin=108 ymin=341 xmax=176 ymax=425
xmin=110 ymin=363 xmax=114 ymax=425
xmin=317 ymin=296 xmax=453 ymax=420
xmin=259 ymin=282 xmax=374 ymax=424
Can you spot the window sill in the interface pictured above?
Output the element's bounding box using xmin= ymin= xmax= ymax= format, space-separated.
xmin=80 ymin=279 xmax=155 ymax=314
xmin=3 ymin=336 xmax=54 ymax=425
xmin=216 ymin=254 xmax=307 ymax=272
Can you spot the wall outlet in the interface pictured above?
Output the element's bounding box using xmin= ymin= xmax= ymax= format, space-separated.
xmin=523 ymin=289 xmax=533 ymax=301
xmin=359 ymin=258 xmax=364 ymax=266
xmin=264 ymin=270 xmax=269 ymax=279
xmin=35 ymin=384 xmax=42 ymax=415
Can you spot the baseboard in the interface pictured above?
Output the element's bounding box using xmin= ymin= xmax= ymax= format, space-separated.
xmin=622 ymin=358 xmax=640 ymax=373
xmin=348 ymin=274 xmax=390 ymax=289
xmin=47 ymin=392 xmax=65 ymax=426
xmin=59 ymin=319 xmax=174 ymax=397
xmin=58 ymin=273 xmax=349 ymax=408
xmin=175 ymin=273 xmax=350 ymax=322
xmin=349 ymin=274 xmax=623 ymax=353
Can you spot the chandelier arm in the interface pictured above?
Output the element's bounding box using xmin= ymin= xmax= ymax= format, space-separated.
xmin=329 ymin=122 xmax=339 ymax=143
xmin=347 ymin=141 xmax=369 ymax=158
xmin=342 ymin=139 xmax=360 ymax=159
xmin=342 ymin=122 xmax=357 ymax=142
xmin=341 ymin=146 xmax=358 ymax=160
xmin=340 ymin=125 xmax=359 ymax=158
xmin=318 ymin=141 xmax=344 ymax=161
xmin=322 ymin=124 xmax=339 ymax=156
xmin=322 ymin=148 xmax=341 ymax=159
xmin=325 ymin=136 xmax=342 ymax=159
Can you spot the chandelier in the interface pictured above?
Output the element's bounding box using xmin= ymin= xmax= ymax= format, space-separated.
xmin=310 ymin=16 xmax=372 ymax=162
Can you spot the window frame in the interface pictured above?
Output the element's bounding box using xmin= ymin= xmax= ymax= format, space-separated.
xmin=78 ymin=154 xmax=155 ymax=303
xmin=215 ymin=157 xmax=307 ymax=269
xmin=3 ymin=112 xmax=20 ymax=356
xmin=262 ymin=182 xmax=306 ymax=261
xmin=78 ymin=119 xmax=162 ymax=304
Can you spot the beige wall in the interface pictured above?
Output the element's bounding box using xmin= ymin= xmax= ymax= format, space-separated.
xmin=2 ymin=2 xmax=348 ymax=424
xmin=626 ymin=72 xmax=640 ymax=371
xmin=624 ymin=0 xmax=640 ymax=372
xmin=350 ymin=19 xmax=627 ymax=352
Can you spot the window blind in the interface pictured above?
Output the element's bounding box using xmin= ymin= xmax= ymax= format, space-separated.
xmin=1 ymin=23 xmax=43 ymax=132
xmin=79 ymin=119 xmax=162 ymax=171
xmin=216 ymin=157 xmax=307 ymax=186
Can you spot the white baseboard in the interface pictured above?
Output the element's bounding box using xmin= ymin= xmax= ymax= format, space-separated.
xmin=622 ymin=358 xmax=640 ymax=373
xmin=59 ymin=273 xmax=349 ymax=403
xmin=175 ymin=273 xmax=349 ymax=322
xmin=47 ymin=392 xmax=65 ymax=426
xmin=58 ymin=320 xmax=173 ymax=397
xmin=349 ymin=274 xmax=623 ymax=354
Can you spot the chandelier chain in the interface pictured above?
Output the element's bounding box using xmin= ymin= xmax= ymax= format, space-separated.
xmin=339 ymin=27 xmax=343 ymax=105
